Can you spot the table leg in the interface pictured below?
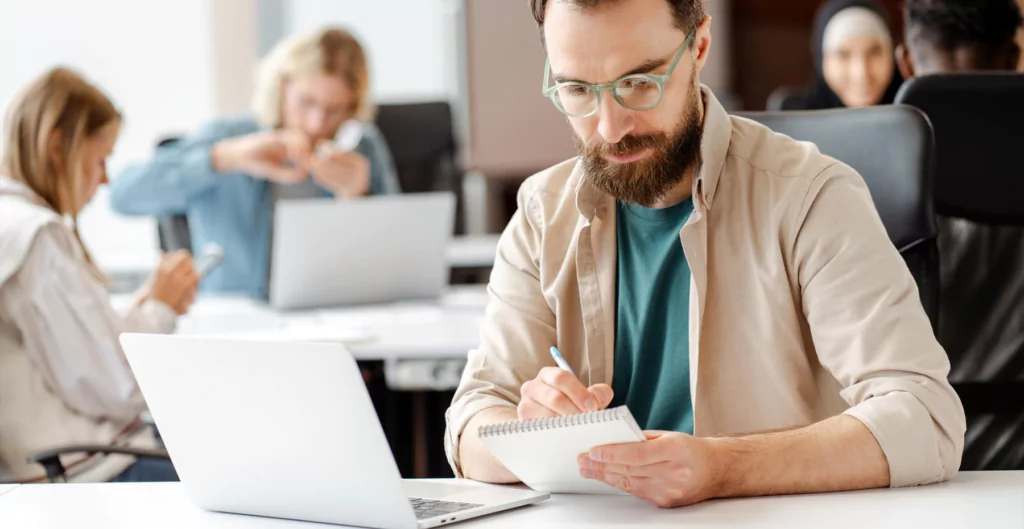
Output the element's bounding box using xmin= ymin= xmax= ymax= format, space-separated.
xmin=413 ymin=391 xmax=429 ymax=478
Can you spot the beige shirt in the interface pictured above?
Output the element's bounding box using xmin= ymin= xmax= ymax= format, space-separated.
xmin=0 ymin=178 xmax=176 ymax=482
xmin=445 ymin=88 xmax=965 ymax=488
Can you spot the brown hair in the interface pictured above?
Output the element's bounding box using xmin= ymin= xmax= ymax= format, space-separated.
xmin=253 ymin=27 xmax=374 ymax=127
xmin=529 ymin=0 xmax=706 ymax=42
xmin=1 ymin=67 xmax=121 ymax=275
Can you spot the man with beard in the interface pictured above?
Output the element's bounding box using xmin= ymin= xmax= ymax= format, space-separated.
xmin=444 ymin=0 xmax=966 ymax=508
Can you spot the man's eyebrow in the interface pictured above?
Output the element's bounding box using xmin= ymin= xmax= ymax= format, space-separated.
xmin=553 ymin=57 xmax=669 ymax=84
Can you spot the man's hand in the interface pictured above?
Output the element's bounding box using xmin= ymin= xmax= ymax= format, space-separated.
xmin=518 ymin=366 xmax=614 ymax=420
xmin=579 ymin=415 xmax=891 ymax=508
xmin=458 ymin=366 xmax=614 ymax=483
xmin=211 ymin=130 xmax=311 ymax=184
xmin=309 ymin=148 xmax=370 ymax=198
xmin=578 ymin=431 xmax=719 ymax=508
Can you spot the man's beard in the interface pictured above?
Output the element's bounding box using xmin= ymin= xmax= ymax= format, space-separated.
xmin=577 ymin=82 xmax=703 ymax=208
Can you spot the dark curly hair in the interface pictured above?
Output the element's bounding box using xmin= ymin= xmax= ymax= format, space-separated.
xmin=904 ymin=0 xmax=1023 ymax=52
xmin=529 ymin=0 xmax=706 ymax=43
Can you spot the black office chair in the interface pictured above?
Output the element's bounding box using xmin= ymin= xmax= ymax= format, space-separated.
xmin=374 ymin=102 xmax=465 ymax=234
xmin=896 ymin=73 xmax=1024 ymax=470
xmin=25 ymin=417 xmax=170 ymax=482
xmin=738 ymin=106 xmax=939 ymax=325
xmin=765 ymin=86 xmax=813 ymax=111
xmin=27 ymin=444 xmax=170 ymax=483
xmin=154 ymin=136 xmax=192 ymax=253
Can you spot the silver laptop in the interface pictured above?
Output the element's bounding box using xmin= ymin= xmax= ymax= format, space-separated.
xmin=120 ymin=334 xmax=548 ymax=529
xmin=269 ymin=192 xmax=455 ymax=310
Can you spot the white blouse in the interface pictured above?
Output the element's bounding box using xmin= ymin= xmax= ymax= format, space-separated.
xmin=0 ymin=223 xmax=176 ymax=423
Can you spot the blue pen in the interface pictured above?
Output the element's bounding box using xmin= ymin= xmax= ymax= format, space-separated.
xmin=549 ymin=346 xmax=576 ymax=376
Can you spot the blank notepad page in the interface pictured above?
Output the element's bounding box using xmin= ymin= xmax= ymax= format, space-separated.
xmin=479 ymin=406 xmax=646 ymax=494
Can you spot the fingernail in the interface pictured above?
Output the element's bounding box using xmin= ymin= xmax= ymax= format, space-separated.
xmin=580 ymin=469 xmax=594 ymax=479
xmin=578 ymin=456 xmax=592 ymax=469
xmin=590 ymin=450 xmax=604 ymax=462
xmin=584 ymin=398 xmax=597 ymax=411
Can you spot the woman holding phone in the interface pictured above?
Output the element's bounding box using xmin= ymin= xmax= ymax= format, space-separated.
xmin=0 ymin=67 xmax=198 ymax=482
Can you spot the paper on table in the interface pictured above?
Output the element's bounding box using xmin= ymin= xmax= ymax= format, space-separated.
xmin=216 ymin=324 xmax=375 ymax=345
xmin=318 ymin=306 xmax=446 ymax=328
xmin=441 ymin=287 xmax=490 ymax=310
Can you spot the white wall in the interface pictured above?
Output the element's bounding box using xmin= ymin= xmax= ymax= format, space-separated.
xmin=285 ymin=0 xmax=457 ymax=103
xmin=0 ymin=0 xmax=217 ymax=272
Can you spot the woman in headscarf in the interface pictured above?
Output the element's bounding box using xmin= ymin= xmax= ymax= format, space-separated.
xmin=804 ymin=0 xmax=904 ymax=109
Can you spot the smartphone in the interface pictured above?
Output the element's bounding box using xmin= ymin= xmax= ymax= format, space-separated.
xmin=195 ymin=243 xmax=225 ymax=279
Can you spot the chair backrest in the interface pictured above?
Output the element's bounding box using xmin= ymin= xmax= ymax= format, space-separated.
xmin=896 ymin=73 xmax=1024 ymax=223
xmin=738 ymin=106 xmax=939 ymax=325
xmin=154 ymin=137 xmax=192 ymax=253
xmin=374 ymin=102 xmax=464 ymax=233
xmin=896 ymin=74 xmax=1024 ymax=470
xmin=765 ymin=86 xmax=812 ymax=111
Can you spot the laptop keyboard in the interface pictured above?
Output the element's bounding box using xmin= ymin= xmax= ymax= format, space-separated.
xmin=409 ymin=497 xmax=482 ymax=520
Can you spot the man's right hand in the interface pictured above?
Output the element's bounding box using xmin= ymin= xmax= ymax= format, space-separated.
xmin=211 ymin=130 xmax=312 ymax=184
xmin=518 ymin=366 xmax=614 ymax=420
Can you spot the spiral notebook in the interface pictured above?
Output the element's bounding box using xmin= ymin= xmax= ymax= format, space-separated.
xmin=479 ymin=406 xmax=645 ymax=494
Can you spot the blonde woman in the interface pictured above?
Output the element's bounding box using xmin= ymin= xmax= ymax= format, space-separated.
xmin=109 ymin=27 xmax=401 ymax=299
xmin=0 ymin=68 xmax=199 ymax=482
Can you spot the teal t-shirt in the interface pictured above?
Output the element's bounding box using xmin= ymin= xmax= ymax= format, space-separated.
xmin=610 ymin=198 xmax=695 ymax=434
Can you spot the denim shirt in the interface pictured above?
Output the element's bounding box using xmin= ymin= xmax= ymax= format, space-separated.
xmin=109 ymin=116 xmax=401 ymax=299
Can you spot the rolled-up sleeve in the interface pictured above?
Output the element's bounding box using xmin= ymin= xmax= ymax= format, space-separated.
xmin=443 ymin=185 xmax=556 ymax=477
xmin=109 ymin=119 xmax=248 ymax=216
xmin=793 ymin=165 xmax=965 ymax=487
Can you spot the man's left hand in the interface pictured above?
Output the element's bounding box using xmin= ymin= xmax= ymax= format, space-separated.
xmin=310 ymin=148 xmax=371 ymax=199
xmin=578 ymin=431 xmax=721 ymax=508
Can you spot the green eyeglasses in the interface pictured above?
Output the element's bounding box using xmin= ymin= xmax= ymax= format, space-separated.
xmin=542 ymin=30 xmax=695 ymax=118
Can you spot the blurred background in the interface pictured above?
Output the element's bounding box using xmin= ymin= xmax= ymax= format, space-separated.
xmin=0 ymin=0 xmax=1021 ymax=280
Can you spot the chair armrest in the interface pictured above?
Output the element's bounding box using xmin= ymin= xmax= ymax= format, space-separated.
xmin=26 ymin=445 xmax=169 ymax=482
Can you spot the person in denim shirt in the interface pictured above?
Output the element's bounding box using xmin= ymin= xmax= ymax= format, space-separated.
xmin=110 ymin=27 xmax=400 ymax=299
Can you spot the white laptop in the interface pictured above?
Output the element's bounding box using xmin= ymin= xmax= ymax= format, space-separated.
xmin=120 ymin=334 xmax=548 ymax=529
xmin=269 ymin=192 xmax=455 ymax=310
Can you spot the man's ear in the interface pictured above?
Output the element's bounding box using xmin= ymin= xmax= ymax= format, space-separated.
xmin=895 ymin=43 xmax=915 ymax=79
xmin=693 ymin=16 xmax=714 ymax=76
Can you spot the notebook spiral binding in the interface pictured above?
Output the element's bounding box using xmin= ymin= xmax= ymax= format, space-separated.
xmin=478 ymin=406 xmax=627 ymax=438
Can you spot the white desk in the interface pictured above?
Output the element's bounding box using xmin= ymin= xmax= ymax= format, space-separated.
xmin=114 ymin=286 xmax=488 ymax=362
xmin=0 ymin=484 xmax=18 ymax=497
xmin=0 ymin=473 xmax=1020 ymax=528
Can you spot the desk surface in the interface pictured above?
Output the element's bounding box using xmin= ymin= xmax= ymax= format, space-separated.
xmin=0 ymin=473 xmax=1021 ymax=528
xmin=114 ymin=287 xmax=488 ymax=361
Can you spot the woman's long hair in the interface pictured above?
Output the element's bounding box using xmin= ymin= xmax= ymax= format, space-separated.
xmin=1 ymin=67 xmax=121 ymax=276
